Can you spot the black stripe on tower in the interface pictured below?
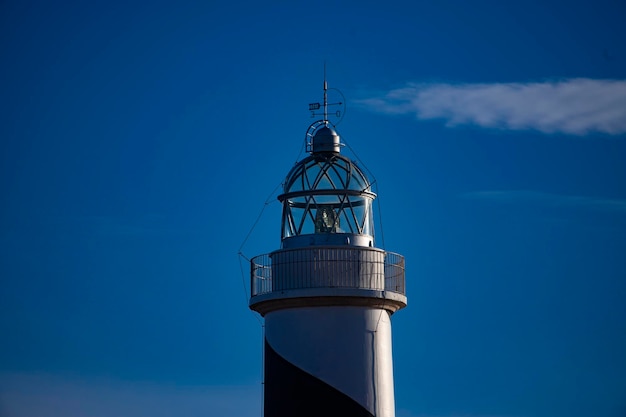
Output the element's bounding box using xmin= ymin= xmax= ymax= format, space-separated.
xmin=264 ymin=340 xmax=375 ymax=417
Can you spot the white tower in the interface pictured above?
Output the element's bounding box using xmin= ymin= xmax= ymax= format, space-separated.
xmin=249 ymin=82 xmax=407 ymax=417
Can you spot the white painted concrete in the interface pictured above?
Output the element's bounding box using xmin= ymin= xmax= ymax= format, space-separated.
xmin=265 ymin=306 xmax=396 ymax=417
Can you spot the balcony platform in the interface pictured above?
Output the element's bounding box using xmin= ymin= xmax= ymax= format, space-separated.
xmin=249 ymin=246 xmax=407 ymax=316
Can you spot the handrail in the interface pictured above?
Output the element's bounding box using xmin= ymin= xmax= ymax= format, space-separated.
xmin=250 ymin=247 xmax=405 ymax=298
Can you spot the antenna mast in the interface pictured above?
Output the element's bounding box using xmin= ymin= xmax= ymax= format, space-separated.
xmin=307 ymin=62 xmax=345 ymax=145
xmin=323 ymin=62 xmax=328 ymax=124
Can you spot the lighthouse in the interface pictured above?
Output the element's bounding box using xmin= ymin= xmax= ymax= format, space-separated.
xmin=249 ymin=80 xmax=407 ymax=417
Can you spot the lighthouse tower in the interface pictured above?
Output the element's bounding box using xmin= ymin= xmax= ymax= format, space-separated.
xmin=249 ymin=81 xmax=407 ymax=417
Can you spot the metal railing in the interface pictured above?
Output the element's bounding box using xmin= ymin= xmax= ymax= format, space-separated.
xmin=250 ymin=247 xmax=405 ymax=297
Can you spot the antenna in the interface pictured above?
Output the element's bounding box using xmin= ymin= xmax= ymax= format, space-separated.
xmin=323 ymin=62 xmax=328 ymax=124
xmin=308 ymin=63 xmax=344 ymax=124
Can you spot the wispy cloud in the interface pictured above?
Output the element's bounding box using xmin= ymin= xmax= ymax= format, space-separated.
xmin=0 ymin=373 xmax=261 ymax=417
xmin=356 ymin=79 xmax=626 ymax=135
xmin=461 ymin=190 xmax=626 ymax=213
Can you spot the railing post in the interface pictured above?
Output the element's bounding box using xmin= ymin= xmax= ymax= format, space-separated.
xmin=250 ymin=260 xmax=255 ymax=298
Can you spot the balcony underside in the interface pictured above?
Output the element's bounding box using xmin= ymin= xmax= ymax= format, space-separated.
xmin=249 ymin=287 xmax=407 ymax=316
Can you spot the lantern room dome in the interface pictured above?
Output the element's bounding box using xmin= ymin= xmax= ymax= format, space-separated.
xmin=282 ymin=153 xmax=373 ymax=195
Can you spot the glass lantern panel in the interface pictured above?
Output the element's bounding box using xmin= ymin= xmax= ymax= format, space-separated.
xmin=351 ymin=201 xmax=373 ymax=236
xmin=282 ymin=193 xmax=374 ymax=239
xmin=349 ymin=172 xmax=369 ymax=191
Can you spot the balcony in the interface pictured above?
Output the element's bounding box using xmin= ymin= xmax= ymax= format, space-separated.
xmin=250 ymin=247 xmax=405 ymax=301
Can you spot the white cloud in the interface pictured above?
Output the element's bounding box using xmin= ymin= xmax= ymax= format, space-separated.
xmin=0 ymin=373 xmax=262 ymax=417
xmin=356 ymin=79 xmax=626 ymax=135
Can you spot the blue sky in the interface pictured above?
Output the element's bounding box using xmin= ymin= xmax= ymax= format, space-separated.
xmin=1 ymin=1 xmax=625 ymax=416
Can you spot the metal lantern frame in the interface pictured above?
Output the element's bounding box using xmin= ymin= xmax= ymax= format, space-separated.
xmin=278 ymin=153 xmax=376 ymax=239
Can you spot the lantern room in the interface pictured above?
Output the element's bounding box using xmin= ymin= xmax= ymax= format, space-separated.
xmin=278 ymin=124 xmax=376 ymax=249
